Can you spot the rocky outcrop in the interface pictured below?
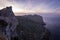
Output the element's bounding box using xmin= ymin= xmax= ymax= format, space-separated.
xmin=0 ymin=6 xmax=14 ymax=17
xmin=16 ymin=16 xmax=51 ymax=40
xmin=0 ymin=6 xmax=18 ymax=40
xmin=0 ymin=6 xmax=51 ymax=40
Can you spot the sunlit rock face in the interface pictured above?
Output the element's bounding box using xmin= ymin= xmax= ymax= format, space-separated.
xmin=16 ymin=15 xmax=51 ymax=40
xmin=0 ymin=6 xmax=18 ymax=40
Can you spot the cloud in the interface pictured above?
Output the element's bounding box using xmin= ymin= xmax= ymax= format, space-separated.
xmin=0 ymin=0 xmax=60 ymax=13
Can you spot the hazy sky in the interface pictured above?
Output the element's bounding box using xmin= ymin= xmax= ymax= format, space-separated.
xmin=0 ymin=0 xmax=60 ymax=13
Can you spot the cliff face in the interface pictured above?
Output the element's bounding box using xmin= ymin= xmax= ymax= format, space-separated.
xmin=0 ymin=7 xmax=18 ymax=40
xmin=0 ymin=6 xmax=51 ymax=40
xmin=0 ymin=6 xmax=14 ymax=17
xmin=23 ymin=15 xmax=45 ymax=25
xmin=16 ymin=16 xmax=51 ymax=40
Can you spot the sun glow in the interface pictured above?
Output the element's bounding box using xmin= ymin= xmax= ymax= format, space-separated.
xmin=12 ymin=7 xmax=24 ymax=13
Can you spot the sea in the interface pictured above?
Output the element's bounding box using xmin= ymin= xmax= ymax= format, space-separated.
xmin=39 ymin=13 xmax=60 ymax=40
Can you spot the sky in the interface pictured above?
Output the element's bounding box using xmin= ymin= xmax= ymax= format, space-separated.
xmin=0 ymin=0 xmax=60 ymax=14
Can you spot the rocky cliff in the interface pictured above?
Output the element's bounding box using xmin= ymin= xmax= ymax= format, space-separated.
xmin=0 ymin=6 xmax=51 ymax=40
xmin=23 ymin=15 xmax=45 ymax=25
xmin=15 ymin=16 xmax=51 ymax=40
xmin=0 ymin=6 xmax=18 ymax=40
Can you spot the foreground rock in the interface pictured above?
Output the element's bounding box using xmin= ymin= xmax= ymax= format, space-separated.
xmin=0 ymin=6 xmax=18 ymax=40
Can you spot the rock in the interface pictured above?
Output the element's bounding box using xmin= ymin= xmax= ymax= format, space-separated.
xmin=23 ymin=14 xmax=46 ymax=25
xmin=16 ymin=15 xmax=51 ymax=40
xmin=0 ymin=6 xmax=51 ymax=40
xmin=0 ymin=6 xmax=18 ymax=40
xmin=0 ymin=32 xmax=7 ymax=40
xmin=0 ymin=6 xmax=18 ymax=30
xmin=0 ymin=6 xmax=14 ymax=17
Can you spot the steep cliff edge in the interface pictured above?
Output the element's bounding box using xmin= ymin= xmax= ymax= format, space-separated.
xmin=0 ymin=6 xmax=51 ymax=40
xmin=0 ymin=6 xmax=18 ymax=40
xmin=16 ymin=15 xmax=51 ymax=40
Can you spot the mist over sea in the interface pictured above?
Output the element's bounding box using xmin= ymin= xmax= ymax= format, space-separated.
xmin=39 ymin=13 xmax=60 ymax=40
